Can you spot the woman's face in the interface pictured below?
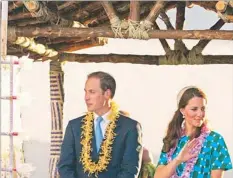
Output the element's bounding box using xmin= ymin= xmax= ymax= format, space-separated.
xmin=180 ymin=96 xmax=206 ymax=128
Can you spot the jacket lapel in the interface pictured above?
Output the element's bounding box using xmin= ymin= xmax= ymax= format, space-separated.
xmin=91 ymin=115 xmax=123 ymax=161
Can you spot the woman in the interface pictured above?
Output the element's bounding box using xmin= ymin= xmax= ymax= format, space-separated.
xmin=154 ymin=86 xmax=232 ymax=178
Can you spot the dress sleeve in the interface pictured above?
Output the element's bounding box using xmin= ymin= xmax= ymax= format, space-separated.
xmin=211 ymin=133 xmax=232 ymax=170
xmin=157 ymin=151 xmax=168 ymax=166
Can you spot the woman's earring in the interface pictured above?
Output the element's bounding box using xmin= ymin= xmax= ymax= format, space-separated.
xmin=181 ymin=119 xmax=185 ymax=129
xmin=108 ymin=99 xmax=112 ymax=107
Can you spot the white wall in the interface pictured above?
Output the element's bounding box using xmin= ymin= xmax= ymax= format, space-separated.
xmin=20 ymin=61 xmax=233 ymax=178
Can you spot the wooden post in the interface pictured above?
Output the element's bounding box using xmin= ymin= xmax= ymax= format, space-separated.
xmin=174 ymin=2 xmax=188 ymax=53
xmin=129 ymin=1 xmax=140 ymax=21
xmin=0 ymin=1 xmax=8 ymax=60
xmin=49 ymin=61 xmax=64 ymax=178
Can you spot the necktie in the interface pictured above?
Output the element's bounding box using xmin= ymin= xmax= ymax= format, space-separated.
xmin=95 ymin=116 xmax=104 ymax=152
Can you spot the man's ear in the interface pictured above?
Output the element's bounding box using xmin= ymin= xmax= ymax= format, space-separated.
xmin=104 ymin=89 xmax=111 ymax=99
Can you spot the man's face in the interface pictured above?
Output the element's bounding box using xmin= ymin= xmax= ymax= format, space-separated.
xmin=84 ymin=77 xmax=109 ymax=113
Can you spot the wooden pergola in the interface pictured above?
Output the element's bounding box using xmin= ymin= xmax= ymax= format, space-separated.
xmin=4 ymin=1 xmax=233 ymax=178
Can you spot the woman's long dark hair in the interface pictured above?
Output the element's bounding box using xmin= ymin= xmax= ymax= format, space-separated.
xmin=162 ymin=87 xmax=207 ymax=153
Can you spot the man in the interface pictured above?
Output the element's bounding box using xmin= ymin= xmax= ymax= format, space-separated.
xmin=58 ymin=71 xmax=143 ymax=178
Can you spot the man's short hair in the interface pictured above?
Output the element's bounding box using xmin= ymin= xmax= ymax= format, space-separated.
xmin=88 ymin=71 xmax=116 ymax=98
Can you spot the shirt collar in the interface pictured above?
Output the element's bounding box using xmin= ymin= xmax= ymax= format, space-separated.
xmin=94 ymin=110 xmax=111 ymax=123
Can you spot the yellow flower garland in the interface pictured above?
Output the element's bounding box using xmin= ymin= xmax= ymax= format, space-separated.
xmin=80 ymin=101 xmax=119 ymax=175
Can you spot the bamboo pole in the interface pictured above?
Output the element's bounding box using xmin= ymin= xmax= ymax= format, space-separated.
xmin=8 ymin=26 xmax=233 ymax=40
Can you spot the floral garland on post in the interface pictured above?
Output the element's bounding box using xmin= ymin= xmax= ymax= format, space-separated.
xmin=80 ymin=101 xmax=120 ymax=176
xmin=167 ymin=124 xmax=211 ymax=178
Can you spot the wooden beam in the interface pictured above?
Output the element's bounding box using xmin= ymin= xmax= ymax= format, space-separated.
xmin=145 ymin=1 xmax=167 ymax=23
xmin=57 ymin=1 xmax=77 ymax=11
xmin=59 ymin=53 xmax=159 ymax=64
xmin=8 ymin=12 xmax=34 ymax=21
xmin=11 ymin=18 xmax=47 ymax=26
xmin=8 ymin=51 xmax=233 ymax=65
xmin=230 ymin=1 xmax=233 ymax=8
xmin=36 ymin=37 xmax=83 ymax=45
xmin=191 ymin=2 xmax=217 ymax=12
xmin=129 ymin=1 xmax=140 ymax=21
xmin=176 ymin=2 xmax=186 ymax=30
xmin=192 ymin=19 xmax=225 ymax=52
xmin=175 ymin=2 xmax=188 ymax=53
xmin=58 ymin=2 xmax=81 ymax=14
xmin=160 ymin=11 xmax=188 ymax=53
xmin=153 ymin=22 xmax=171 ymax=53
xmin=9 ymin=1 xmax=24 ymax=12
xmin=203 ymin=55 xmax=233 ymax=64
xmin=23 ymin=0 xmax=40 ymax=12
xmin=8 ymin=26 xmax=233 ymax=41
xmin=13 ymin=37 xmax=58 ymax=57
xmin=71 ymin=2 xmax=103 ymax=21
xmin=56 ymin=53 xmax=233 ymax=65
xmin=219 ymin=14 xmax=233 ymax=23
xmin=101 ymin=1 xmax=120 ymax=24
xmin=23 ymin=1 xmax=73 ymax=27
xmin=160 ymin=11 xmax=174 ymax=30
xmin=50 ymin=39 xmax=106 ymax=52
xmin=83 ymin=2 xmax=149 ymax=27
xmin=216 ymin=1 xmax=228 ymax=13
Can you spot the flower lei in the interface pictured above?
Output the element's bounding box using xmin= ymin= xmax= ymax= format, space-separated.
xmin=80 ymin=101 xmax=120 ymax=176
xmin=167 ymin=124 xmax=211 ymax=178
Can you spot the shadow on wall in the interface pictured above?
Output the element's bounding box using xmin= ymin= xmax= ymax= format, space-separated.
xmin=23 ymin=140 xmax=50 ymax=178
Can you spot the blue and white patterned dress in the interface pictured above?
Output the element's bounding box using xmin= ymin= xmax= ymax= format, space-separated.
xmin=157 ymin=131 xmax=232 ymax=178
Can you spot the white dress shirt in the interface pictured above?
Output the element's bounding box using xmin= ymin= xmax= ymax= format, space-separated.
xmin=94 ymin=110 xmax=111 ymax=137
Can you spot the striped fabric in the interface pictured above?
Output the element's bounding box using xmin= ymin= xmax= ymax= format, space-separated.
xmin=49 ymin=62 xmax=64 ymax=178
